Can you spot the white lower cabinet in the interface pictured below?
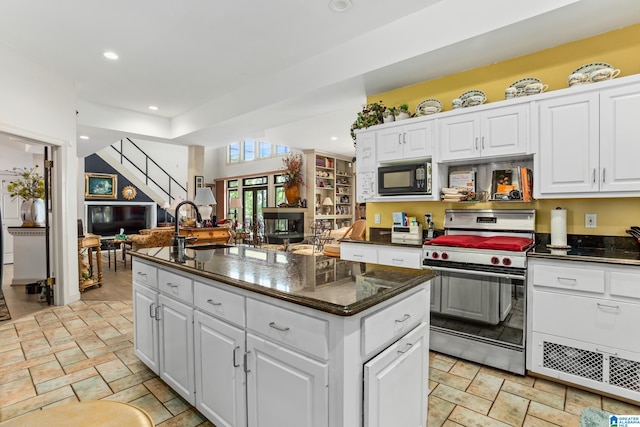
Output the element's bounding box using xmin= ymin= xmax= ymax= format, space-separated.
xmin=527 ymin=258 xmax=640 ymax=402
xmin=341 ymin=242 xmax=423 ymax=269
xmin=133 ymin=258 xmax=431 ymax=427
xmin=194 ymin=311 xmax=246 ymax=427
xmin=246 ymin=333 xmax=329 ymax=427
xmin=364 ymin=322 xmax=429 ymax=427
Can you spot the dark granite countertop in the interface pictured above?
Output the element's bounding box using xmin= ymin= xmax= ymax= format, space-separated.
xmin=130 ymin=245 xmax=435 ymax=316
xmin=529 ymin=234 xmax=640 ymax=266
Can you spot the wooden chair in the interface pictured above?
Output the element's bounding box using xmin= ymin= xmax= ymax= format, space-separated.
xmin=322 ymin=219 xmax=366 ymax=257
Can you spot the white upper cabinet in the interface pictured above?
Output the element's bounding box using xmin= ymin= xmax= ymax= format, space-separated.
xmin=377 ymin=120 xmax=433 ymax=163
xmin=537 ymin=80 xmax=640 ymax=197
xmin=355 ymin=130 xmax=376 ymax=173
xmin=439 ymin=103 xmax=529 ymax=162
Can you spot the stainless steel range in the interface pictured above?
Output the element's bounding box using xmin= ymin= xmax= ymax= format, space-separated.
xmin=423 ymin=209 xmax=535 ymax=375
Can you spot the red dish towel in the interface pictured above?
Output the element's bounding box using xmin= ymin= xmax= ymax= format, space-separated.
xmin=475 ymin=236 xmax=533 ymax=252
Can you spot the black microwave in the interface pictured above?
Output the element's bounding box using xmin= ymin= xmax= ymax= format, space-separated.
xmin=378 ymin=161 xmax=432 ymax=195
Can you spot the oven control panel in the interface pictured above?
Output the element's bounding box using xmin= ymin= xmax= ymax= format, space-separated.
xmin=422 ymin=247 xmax=525 ymax=269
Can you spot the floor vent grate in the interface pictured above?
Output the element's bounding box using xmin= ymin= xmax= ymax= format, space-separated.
xmin=610 ymin=356 xmax=640 ymax=391
xmin=542 ymin=341 xmax=603 ymax=382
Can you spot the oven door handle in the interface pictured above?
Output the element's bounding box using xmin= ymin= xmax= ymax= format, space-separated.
xmin=427 ymin=265 xmax=526 ymax=280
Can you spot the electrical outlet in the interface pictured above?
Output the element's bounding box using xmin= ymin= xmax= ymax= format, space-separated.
xmin=375 ymin=213 xmax=381 ymax=224
xmin=585 ymin=213 xmax=597 ymax=228
xmin=424 ymin=213 xmax=432 ymax=225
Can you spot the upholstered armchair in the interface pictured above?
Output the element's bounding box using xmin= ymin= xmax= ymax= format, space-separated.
xmin=322 ymin=220 xmax=367 ymax=257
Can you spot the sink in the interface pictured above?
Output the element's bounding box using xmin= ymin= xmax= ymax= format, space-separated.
xmin=189 ymin=243 xmax=235 ymax=250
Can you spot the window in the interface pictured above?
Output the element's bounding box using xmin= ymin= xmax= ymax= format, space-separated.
xmin=274 ymin=174 xmax=287 ymax=206
xmin=226 ymin=141 xmax=290 ymax=164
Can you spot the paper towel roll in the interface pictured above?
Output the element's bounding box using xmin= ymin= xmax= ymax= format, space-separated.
xmin=550 ymin=208 xmax=567 ymax=247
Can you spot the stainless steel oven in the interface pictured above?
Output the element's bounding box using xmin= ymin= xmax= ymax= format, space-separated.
xmin=423 ymin=209 xmax=535 ymax=375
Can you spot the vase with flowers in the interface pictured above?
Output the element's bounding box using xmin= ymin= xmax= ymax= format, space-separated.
xmin=7 ymin=166 xmax=46 ymax=226
xmin=281 ymin=153 xmax=305 ymax=206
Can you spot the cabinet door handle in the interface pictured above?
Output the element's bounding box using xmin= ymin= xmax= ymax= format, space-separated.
xmin=602 ymin=168 xmax=606 ymax=183
xmin=481 ymin=136 xmax=485 ymax=150
xmin=269 ymin=321 xmax=290 ymax=332
xmin=244 ymin=351 xmax=251 ymax=373
xmin=557 ymin=276 xmax=577 ymax=285
xmin=233 ymin=346 xmax=241 ymax=367
xmin=137 ymin=272 xmax=147 ymax=278
xmin=166 ymin=283 xmax=179 ymax=288
xmin=597 ymin=302 xmax=620 ymax=311
xmin=391 ymin=258 xmax=404 ymax=264
xmin=403 ymin=132 xmax=407 ymax=144
xmin=206 ymin=299 xmax=222 ymax=306
xmin=397 ymin=342 xmax=413 ymax=354
xmin=398 ymin=134 xmax=402 ymax=145
xmin=155 ymin=305 xmax=162 ymax=321
xmin=395 ymin=313 xmax=411 ymax=323
xmin=352 ymin=254 xmax=364 ymax=258
xmin=593 ymin=169 xmax=596 ymax=183
xmin=475 ymin=137 xmax=478 ymax=151
xmin=149 ymin=303 xmax=156 ymax=319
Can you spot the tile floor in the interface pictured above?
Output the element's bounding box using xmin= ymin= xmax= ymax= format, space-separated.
xmin=1 ymin=254 xmax=639 ymax=426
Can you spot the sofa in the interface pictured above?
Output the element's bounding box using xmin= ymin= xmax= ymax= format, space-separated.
xmin=128 ymin=227 xmax=174 ymax=250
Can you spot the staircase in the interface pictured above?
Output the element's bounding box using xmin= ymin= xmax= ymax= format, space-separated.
xmin=97 ymin=138 xmax=188 ymax=206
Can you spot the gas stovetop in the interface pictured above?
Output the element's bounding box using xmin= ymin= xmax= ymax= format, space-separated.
xmin=423 ymin=209 xmax=535 ymax=269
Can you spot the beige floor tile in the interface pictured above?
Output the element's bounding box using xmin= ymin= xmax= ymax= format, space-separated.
xmin=564 ymin=386 xmax=602 ymax=416
xmin=155 ymin=408 xmax=207 ymax=427
xmin=145 ymin=377 xmax=180 ymax=403
xmin=448 ymin=405 xmax=512 ymax=427
xmin=0 ymin=368 xmax=30 ymax=386
xmin=164 ymin=396 xmax=191 ymax=416
xmin=0 ymin=348 xmax=25 ymax=367
xmin=522 ymin=414 xmax=561 ymax=426
xmin=501 ymin=379 xmax=565 ymax=410
xmin=54 ymin=346 xmax=87 ymax=366
xmin=35 ymin=367 xmax=98 ymax=394
xmin=130 ymin=393 xmax=174 ymax=425
xmin=84 ymin=340 xmax=132 ymax=359
xmin=42 ymin=326 xmax=71 ymax=342
xmin=427 ymin=395 xmax=456 ymax=427
xmin=114 ymin=346 xmax=138 ymax=365
xmin=109 ymin=367 xmax=157 ymax=393
xmin=602 ymin=396 xmax=640 ymax=415
xmin=71 ymin=375 xmax=112 ymax=401
xmin=0 ymin=376 xmax=36 ymax=407
xmin=449 ymin=359 xmax=481 ymax=380
xmin=63 ymin=352 xmax=117 ymax=374
xmin=93 ymin=324 xmax=122 ymax=341
xmin=479 ymin=366 xmax=536 ymax=387
xmin=466 ymin=371 xmax=505 ymax=401
xmin=103 ymin=331 xmax=134 ymax=347
xmin=442 ymin=421 xmax=465 ymax=427
xmin=533 ymin=378 xmax=567 ymax=397
xmin=96 ymin=358 xmax=132 ymax=383
xmin=430 ymin=367 xmax=473 ymax=391
xmin=102 ymin=383 xmax=150 ymax=403
xmin=0 ymin=354 xmax=56 ymax=378
xmin=0 ymin=385 xmax=75 ymax=422
xmin=0 ymin=327 xmax=17 ymax=340
xmin=431 ymin=353 xmax=457 ymax=372
xmin=61 ymin=318 xmax=89 ymax=332
xmin=488 ymin=390 xmax=530 ymax=426
xmin=33 ymin=312 xmax=57 ymax=324
xmin=75 ymin=334 xmax=107 ymax=353
xmin=527 ymin=401 xmax=580 ymax=427
xmin=430 ymin=384 xmax=493 ymax=415
xmin=29 ymin=360 xmax=64 ymax=384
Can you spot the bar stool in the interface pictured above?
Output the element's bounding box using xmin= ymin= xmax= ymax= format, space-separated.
xmin=0 ymin=401 xmax=154 ymax=426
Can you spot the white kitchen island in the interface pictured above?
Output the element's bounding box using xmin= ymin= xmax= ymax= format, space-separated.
xmin=130 ymin=245 xmax=434 ymax=427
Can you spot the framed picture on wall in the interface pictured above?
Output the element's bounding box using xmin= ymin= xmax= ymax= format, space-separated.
xmin=195 ymin=175 xmax=204 ymax=189
xmin=85 ymin=173 xmax=117 ymax=199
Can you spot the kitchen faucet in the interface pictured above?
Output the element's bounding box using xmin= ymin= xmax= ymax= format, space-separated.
xmin=172 ymin=201 xmax=202 ymax=254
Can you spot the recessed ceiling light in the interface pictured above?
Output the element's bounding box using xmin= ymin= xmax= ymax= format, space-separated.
xmin=329 ymin=0 xmax=352 ymax=12
xmin=103 ymin=51 xmax=119 ymax=60
xmin=79 ymin=135 xmax=90 ymax=140
xmin=331 ymin=136 xmax=338 ymax=141
xmin=148 ymin=105 xmax=159 ymax=111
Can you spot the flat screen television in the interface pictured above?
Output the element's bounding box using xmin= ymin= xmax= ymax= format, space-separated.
xmin=86 ymin=204 xmax=152 ymax=237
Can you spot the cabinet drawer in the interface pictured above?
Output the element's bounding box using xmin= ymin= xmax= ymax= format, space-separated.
xmin=377 ymin=247 xmax=422 ymax=269
xmin=610 ymin=271 xmax=640 ymax=301
xmin=532 ymin=264 xmax=604 ymax=294
xmin=194 ymin=281 xmax=245 ymax=327
xmin=341 ymin=243 xmax=378 ymax=263
xmin=532 ymin=290 xmax=640 ymax=354
xmin=362 ymin=288 xmax=428 ymax=357
xmin=246 ymin=299 xmax=329 ymax=360
xmin=159 ymin=269 xmax=194 ymax=304
xmin=132 ymin=260 xmax=158 ymax=288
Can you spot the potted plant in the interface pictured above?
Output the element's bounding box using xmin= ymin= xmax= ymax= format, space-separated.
xmin=350 ymin=101 xmax=386 ymax=144
xmin=7 ymin=165 xmax=46 ymax=226
xmin=382 ymin=106 xmax=395 ymax=123
xmin=281 ymin=153 xmax=305 ymax=206
xmin=393 ymin=104 xmax=411 ymax=121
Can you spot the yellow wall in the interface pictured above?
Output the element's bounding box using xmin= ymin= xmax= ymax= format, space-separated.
xmin=366 ymin=24 xmax=640 ymax=236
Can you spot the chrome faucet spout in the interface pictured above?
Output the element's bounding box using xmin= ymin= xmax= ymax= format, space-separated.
xmin=172 ymin=201 xmax=203 ymax=252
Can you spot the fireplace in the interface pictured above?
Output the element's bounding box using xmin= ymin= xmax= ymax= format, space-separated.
xmin=84 ymin=202 xmax=157 ymax=237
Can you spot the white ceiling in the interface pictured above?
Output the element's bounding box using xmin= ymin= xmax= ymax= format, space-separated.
xmin=1 ymin=0 xmax=640 ymax=157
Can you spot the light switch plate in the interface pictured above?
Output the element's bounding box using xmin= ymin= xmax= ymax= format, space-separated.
xmin=375 ymin=213 xmax=381 ymax=224
xmin=585 ymin=213 xmax=597 ymax=228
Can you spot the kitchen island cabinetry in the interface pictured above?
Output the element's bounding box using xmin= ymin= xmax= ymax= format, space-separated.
xmin=131 ymin=246 xmax=434 ymax=427
xmin=527 ymin=257 xmax=640 ymax=402
xmin=536 ymin=81 xmax=640 ymax=197
xmin=341 ymin=241 xmax=423 ymax=269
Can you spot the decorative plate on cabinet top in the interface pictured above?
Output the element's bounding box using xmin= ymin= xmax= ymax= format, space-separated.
xmin=415 ymin=98 xmax=443 ymax=116
xmin=568 ymin=62 xmax=620 ymax=86
xmin=459 ymin=90 xmax=486 ymax=107
xmin=508 ymin=77 xmax=543 ymax=97
xmin=571 ymin=62 xmax=613 ymax=76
